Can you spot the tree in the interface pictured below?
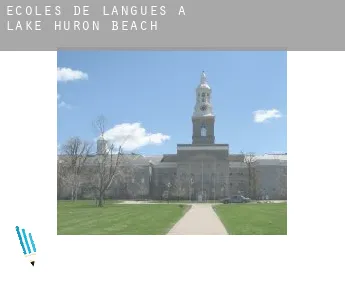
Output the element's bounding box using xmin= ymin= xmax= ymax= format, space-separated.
xmin=60 ymin=137 xmax=92 ymax=201
xmin=175 ymin=175 xmax=185 ymax=201
xmin=92 ymin=143 xmax=124 ymax=207
xmin=114 ymin=165 xmax=136 ymax=199
xmin=90 ymin=115 xmax=135 ymax=206
xmin=93 ymin=114 xmax=106 ymax=137
xmin=57 ymin=158 xmax=65 ymax=199
xmin=243 ymin=151 xmax=258 ymax=200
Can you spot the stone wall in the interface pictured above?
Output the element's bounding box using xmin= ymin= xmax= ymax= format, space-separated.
xmin=57 ymin=157 xmax=287 ymax=201
xmin=57 ymin=164 xmax=151 ymax=200
xmin=255 ymin=164 xmax=287 ymax=200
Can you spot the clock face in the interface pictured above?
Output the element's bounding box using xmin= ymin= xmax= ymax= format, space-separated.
xmin=200 ymin=104 xmax=207 ymax=111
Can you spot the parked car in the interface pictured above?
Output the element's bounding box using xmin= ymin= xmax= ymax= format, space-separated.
xmin=221 ymin=195 xmax=251 ymax=204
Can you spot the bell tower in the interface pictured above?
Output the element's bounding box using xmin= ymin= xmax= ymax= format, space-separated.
xmin=192 ymin=71 xmax=215 ymax=145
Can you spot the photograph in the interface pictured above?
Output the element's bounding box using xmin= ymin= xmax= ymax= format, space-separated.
xmin=3 ymin=1 xmax=345 ymax=280
xmin=57 ymin=51 xmax=287 ymax=235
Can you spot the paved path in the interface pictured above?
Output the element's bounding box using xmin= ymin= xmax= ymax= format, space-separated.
xmin=167 ymin=204 xmax=228 ymax=235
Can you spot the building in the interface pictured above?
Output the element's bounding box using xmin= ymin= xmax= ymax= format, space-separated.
xmin=57 ymin=72 xmax=287 ymax=201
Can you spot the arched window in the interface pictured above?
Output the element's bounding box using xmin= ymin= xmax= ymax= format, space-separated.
xmin=201 ymin=125 xmax=207 ymax=136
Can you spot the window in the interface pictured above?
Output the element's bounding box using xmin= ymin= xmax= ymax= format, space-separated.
xmin=202 ymin=97 xmax=205 ymax=102
xmin=201 ymin=125 xmax=207 ymax=136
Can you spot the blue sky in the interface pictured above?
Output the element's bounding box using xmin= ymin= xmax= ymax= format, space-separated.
xmin=57 ymin=51 xmax=286 ymax=155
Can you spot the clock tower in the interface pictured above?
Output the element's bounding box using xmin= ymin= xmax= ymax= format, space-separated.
xmin=192 ymin=71 xmax=215 ymax=145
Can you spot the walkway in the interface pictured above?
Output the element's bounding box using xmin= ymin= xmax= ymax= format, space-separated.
xmin=167 ymin=204 xmax=228 ymax=235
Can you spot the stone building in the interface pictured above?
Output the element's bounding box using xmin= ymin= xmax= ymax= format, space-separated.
xmin=57 ymin=72 xmax=287 ymax=201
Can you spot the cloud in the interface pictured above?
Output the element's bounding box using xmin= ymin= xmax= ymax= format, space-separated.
xmin=58 ymin=100 xmax=72 ymax=109
xmin=253 ymin=109 xmax=282 ymax=123
xmin=102 ymin=123 xmax=170 ymax=151
xmin=57 ymin=67 xmax=88 ymax=82
xmin=57 ymin=93 xmax=72 ymax=109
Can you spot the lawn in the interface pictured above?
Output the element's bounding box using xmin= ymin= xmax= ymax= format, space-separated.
xmin=57 ymin=200 xmax=190 ymax=235
xmin=214 ymin=203 xmax=287 ymax=235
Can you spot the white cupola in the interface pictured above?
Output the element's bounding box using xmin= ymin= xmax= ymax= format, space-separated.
xmin=193 ymin=71 xmax=214 ymax=117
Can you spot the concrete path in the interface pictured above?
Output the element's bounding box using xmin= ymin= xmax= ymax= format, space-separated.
xmin=167 ymin=204 xmax=228 ymax=235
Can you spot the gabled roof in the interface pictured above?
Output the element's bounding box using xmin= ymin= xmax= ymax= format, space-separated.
xmin=161 ymin=154 xmax=178 ymax=163
xmin=142 ymin=155 xmax=163 ymax=165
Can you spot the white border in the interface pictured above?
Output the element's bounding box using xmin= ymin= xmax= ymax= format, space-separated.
xmin=1 ymin=51 xmax=344 ymax=282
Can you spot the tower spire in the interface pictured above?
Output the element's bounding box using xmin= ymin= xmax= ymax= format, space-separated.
xmin=198 ymin=71 xmax=210 ymax=89
xmin=97 ymin=135 xmax=107 ymax=155
xmin=192 ymin=71 xmax=215 ymax=145
xmin=200 ymin=71 xmax=207 ymax=84
xmin=193 ymin=71 xmax=213 ymax=117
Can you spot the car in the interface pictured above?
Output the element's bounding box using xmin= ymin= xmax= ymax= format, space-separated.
xmin=221 ymin=195 xmax=251 ymax=204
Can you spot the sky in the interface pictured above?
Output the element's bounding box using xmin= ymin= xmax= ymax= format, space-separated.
xmin=57 ymin=51 xmax=287 ymax=155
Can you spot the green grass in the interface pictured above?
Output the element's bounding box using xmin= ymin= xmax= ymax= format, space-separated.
xmin=57 ymin=200 xmax=190 ymax=235
xmin=214 ymin=203 xmax=287 ymax=235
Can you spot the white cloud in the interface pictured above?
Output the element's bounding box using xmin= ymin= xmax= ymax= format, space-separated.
xmin=57 ymin=93 xmax=72 ymax=109
xmin=253 ymin=109 xmax=282 ymax=123
xmin=57 ymin=67 xmax=88 ymax=82
xmin=58 ymin=101 xmax=72 ymax=109
xmin=102 ymin=123 xmax=170 ymax=151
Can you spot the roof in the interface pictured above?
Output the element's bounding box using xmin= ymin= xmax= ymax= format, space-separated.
xmin=228 ymin=154 xmax=245 ymax=162
xmin=142 ymin=155 xmax=163 ymax=165
xmin=256 ymin=154 xmax=287 ymax=161
xmin=57 ymin=153 xmax=287 ymax=166
xmin=58 ymin=153 xmax=152 ymax=166
xmin=198 ymin=83 xmax=211 ymax=89
xmin=161 ymin=154 xmax=178 ymax=162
